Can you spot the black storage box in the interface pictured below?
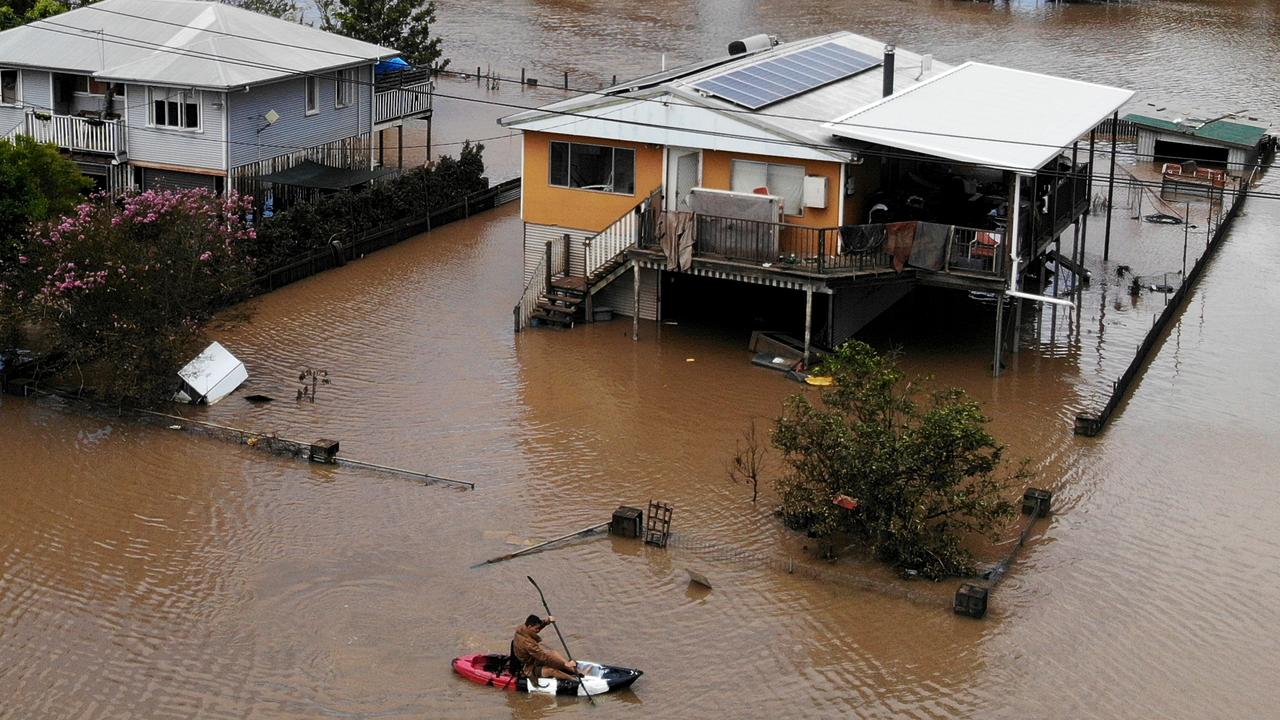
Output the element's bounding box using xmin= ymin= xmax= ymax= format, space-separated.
xmin=610 ymin=506 xmax=644 ymax=538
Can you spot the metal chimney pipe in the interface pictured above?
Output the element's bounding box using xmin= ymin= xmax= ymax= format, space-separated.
xmin=882 ymin=44 xmax=896 ymax=97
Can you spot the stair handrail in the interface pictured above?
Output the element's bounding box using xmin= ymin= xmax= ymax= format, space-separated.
xmin=582 ymin=189 xmax=660 ymax=281
xmin=514 ymin=251 xmax=549 ymax=333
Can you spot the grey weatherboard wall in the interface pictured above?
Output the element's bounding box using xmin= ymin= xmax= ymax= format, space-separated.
xmin=225 ymin=64 xmax=372 ymax=170
xmin=124 ymin=84 xmax=227 ymax=171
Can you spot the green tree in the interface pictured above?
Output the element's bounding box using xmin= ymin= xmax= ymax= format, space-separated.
xmin=316 ymin=0 xmax=447 ymax=69
xmin=221 ymin=0 xmax=298 ymax=21
xmin=771 ymin=341 xmax=1023 ymax=579
xmin=0 ymin=135 xmax=90 ymax=345
xmin=0 ymin=0 xmax=67 ymax=30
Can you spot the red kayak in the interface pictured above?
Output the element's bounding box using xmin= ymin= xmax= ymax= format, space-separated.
xmin=451 ymin=653 xmax=642 ymax=696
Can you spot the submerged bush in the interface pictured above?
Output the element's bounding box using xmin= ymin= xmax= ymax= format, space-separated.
xmin=251 ymin=141 xmax=487 ymax=269
xmin=772 ymin=341 xmax=1025 ymax=579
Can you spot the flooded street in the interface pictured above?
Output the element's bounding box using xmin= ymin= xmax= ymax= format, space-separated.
xmin=4 ymin=1 xmax=1280 ymax=717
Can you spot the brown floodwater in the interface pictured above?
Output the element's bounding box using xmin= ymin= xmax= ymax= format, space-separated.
xmin=4 ymin=1 xmax=1280 ymax=718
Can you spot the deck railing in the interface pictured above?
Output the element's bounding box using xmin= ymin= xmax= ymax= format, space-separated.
xmin=945 ymin=226 xmax=1005 ymax=277
xmin=374 ymin=79 xmax=434 ymax=124
xmin=22 ymin=111 xmax=125 ymax=155
xmin=672 ymin=214 xmax=893 ymax=274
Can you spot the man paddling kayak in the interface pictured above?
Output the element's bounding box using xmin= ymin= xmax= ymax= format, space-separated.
xmin=512 ymin=615 xmax=579 ymax=681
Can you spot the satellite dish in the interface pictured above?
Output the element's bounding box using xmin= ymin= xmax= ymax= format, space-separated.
xmin=263 ymin=109 xmax=280 ymax=125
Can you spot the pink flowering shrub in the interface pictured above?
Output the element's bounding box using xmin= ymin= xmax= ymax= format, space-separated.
xmin=4 ymin=189 xmax=256 ymax=402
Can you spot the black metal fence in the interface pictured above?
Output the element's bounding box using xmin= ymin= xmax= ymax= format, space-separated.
xmin=1074 ymin=172 xmax=1253 ymax=436
xmin=253 ymin=178 xmax=520 ymax=293
xmin=656 ymin=213 xmax=893 ymax=274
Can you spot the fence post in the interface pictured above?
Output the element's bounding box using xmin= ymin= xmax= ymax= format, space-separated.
xmin=817 ymin=229 xmax=826 ymax=273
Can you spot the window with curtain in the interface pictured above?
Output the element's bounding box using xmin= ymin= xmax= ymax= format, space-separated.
xmin=0 ymin=69 xmax=18 ymax=106
xmin=306 ymin=76 xmax=319 ymax=114
xmin=549 ymin=140 xmax=636 ymax=195
xmin=731 ymin=159 xmax=806 ymax=216
xmin=335 ymin=69 xmax=354 ymax=108
xmin=150 ymin=88 xmax=200 ymax=129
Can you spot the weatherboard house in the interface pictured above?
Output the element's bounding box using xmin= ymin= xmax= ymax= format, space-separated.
xmin=504 ymin=31 xmax=1133 ymax=368
xmin=0 ymin=0 xmax=432 ymax=196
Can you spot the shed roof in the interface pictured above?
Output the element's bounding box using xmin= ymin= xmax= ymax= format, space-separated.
xmin=258 ymin=160 xmax=398 ymax=190
xmin=1122 ymin=110 xmax=1269 ymax=149
xmin=824 ymin=62 xmax=1134 ymax=172
xmin=0 ymin=0 xmax=397 ymax=90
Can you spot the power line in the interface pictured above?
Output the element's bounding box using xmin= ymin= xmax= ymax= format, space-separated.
xmin=31 ymin=10 xmax=1193 ymax=166
xmin=14 ymin=17 xmax=1279 ymax=200
xmin=68 ymin=2 xmax=1199 ymax=169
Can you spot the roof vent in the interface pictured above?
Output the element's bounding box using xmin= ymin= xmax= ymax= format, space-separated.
xmin=729 ymin=34 xmax=775 ymax=56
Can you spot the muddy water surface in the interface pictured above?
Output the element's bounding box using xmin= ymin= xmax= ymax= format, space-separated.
xmin=4 ymin=1 xmax=1280 ymax=718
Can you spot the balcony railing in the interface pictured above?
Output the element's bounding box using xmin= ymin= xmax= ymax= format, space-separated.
xmin=22 ymin=111 xmax=125 ymax=155
xmin=374 ymin=79 xmax=433 ymax=124
xmin=639 ymin=212 xmax=894 ymax=275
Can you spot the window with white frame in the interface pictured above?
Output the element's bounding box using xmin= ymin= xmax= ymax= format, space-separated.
xmin=335 ymin=69 xmax=354 ymax=108
xmin=150 ymin=87 xmax=200 ymax=130
xmin=305 ymin=75 xmax=320 ymax=114
xmin=731 ymin=159 xmax=806 ymax=216
xmin=549 ymin=140 xmax=636 ymax=195
xmin=0 ymin=69 xmax=18 ymax=106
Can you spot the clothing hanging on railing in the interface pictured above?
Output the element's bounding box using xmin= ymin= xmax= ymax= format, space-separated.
xmin=910 ymin=223 xmax=951 ymax=271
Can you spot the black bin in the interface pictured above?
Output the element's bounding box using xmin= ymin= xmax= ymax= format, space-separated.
xmin=1021 ymin=488 xmax=1053 ymax=518
xmin=309 ymin=439 xmax=339 ymax=464
xmin=954 ymin=583 xmax=988 ymax=619
xmin=610 ymin=506 xmax=643 ymax=538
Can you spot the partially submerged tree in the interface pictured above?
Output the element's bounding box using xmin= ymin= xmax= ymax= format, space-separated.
xmin=727 ymin=419 xmax=768 ymax=504
xmin=772 ymin=341 xmax=1022 ymax=579
xmin=5 ymin=189 xmax=257 ymax=403
xmin=317 ymin=0 xmax=447 ymax=69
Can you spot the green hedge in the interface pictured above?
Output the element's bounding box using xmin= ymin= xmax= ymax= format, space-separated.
xmin=250 ymin=142 xmax=487 ymax=270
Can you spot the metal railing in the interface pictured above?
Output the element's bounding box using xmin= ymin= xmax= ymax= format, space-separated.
xmin=22 ymin=111 xmax=125 ymax=155
xmin=374 ymin=79 xmax=434 ymax=124
xmin=945 ymin=226 xmax=1004 ymax=277
xmin=681 ymin=214 xmax=892 ymax=274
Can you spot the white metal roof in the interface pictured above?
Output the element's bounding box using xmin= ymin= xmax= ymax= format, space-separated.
xmin=823 ymin=62 xmax=1135 ymax=173
xmin=0 ymin=0 xmax=397 ymax=90
xmin=500 ymin=32 xmax=953 ymax=163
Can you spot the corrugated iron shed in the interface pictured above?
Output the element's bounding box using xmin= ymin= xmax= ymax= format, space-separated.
xmin=1122 ymin=112 xmax=1268 ymax=149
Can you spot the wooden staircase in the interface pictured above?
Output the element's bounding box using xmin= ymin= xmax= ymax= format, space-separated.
xmin=515 ymin=189 xmax=661 ymax=333
xmin=531 ymin=277 xmax=587 ymax=328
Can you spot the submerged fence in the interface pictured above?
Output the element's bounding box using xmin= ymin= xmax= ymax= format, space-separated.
xmin=253 ymin=178 xmax=521 ymax=292
xmin=1073 ymin=170 xmax=1256 ymax=436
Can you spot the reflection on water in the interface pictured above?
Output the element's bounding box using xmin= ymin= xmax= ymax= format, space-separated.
xmin=4 ymin=1 xmax=1280 ymax=717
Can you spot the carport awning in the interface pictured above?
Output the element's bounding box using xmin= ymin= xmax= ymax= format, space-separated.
xmin=258 ymin=161 xmax=398 ymax=190
xmin=824 ymin=62 xmax=1135 ymax=173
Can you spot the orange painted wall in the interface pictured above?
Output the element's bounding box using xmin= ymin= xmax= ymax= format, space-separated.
xmin=521 ymin=131 xmax=664 ymax=232
xmin=700 ymin=150 xmax=842 ymax=227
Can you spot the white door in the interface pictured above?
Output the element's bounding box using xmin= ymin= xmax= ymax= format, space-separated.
xmin=667 ymin=147 xmax=701 ymax=212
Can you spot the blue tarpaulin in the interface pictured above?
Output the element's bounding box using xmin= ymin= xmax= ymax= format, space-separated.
xmin=375 ymin=57 xmax=410 ymax=74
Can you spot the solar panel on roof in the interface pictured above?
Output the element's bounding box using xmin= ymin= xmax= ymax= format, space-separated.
xmin=692 ymin=41 xmax=882 ymax=109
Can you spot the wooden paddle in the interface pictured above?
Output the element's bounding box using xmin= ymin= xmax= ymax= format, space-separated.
xmin=527 ymin=575 xmax=596 ymax=705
